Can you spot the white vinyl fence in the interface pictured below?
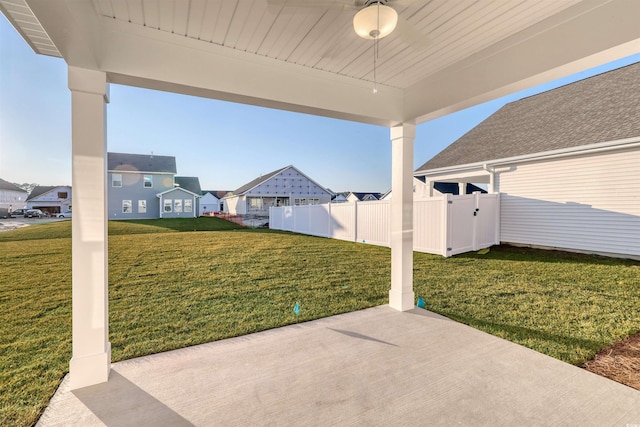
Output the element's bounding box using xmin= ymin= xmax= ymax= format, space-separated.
xmin=270 ymin=193 xmax=500 ymax=257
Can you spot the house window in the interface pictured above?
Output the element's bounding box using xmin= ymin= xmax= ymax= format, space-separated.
xmin=138 ymin=200 xmax=147 ymax=213
xmin=164 ymin=199 xmax=172 ymax=212
xmin=143 ymin=175 xmax=153 ymax=188
xmin=112 ymin=174 xmax=122 ymax=187
xmin=309 ymin=198 xmax=320 ymax=205
xmin=122 ymin=200 xmax=132 ymax=213
xmin=249 ymin=198 xmax=263 ymax=210
xmin=184 ymin=199 xmax=192 ymax=212
xmin=294 ymin=198 xmax=307 ymax=206
xmin=174 ymin=199 xmax=182 ymax=212
xmin=58 ymin=192 xmax=68 ymax=199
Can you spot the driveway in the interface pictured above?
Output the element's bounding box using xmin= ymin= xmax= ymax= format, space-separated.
xmin=0 ymin=217 xmax=68 ymax=232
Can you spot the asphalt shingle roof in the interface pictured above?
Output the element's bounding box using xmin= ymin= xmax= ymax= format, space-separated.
xmin=417 ymin=61 xmax=640 ymax=171
xmin=27 ymin=186 xmax=57 ymax=200
xmin=232 ymin=166 xmax=289 ymax=195
xmin=174 ymin=177 xmax=201 ymax=195
xmin=108 ymin=152 xmax=177 ymax=174
xmin=0 ymin=178 xmax=27 ymax=193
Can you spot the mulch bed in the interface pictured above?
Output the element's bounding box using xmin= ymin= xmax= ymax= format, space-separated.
xmin=583 ymin=332 xmax=640 ymax=390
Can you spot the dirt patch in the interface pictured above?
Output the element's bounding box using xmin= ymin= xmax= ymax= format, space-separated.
xmin=583 ymin=332 xmax=640 ymax=390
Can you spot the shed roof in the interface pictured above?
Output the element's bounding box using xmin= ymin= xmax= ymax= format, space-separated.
xmin=417 ymin=61 xmax=640 ymax=172
xmin=108 ymin=152 xmax=177 ymax=174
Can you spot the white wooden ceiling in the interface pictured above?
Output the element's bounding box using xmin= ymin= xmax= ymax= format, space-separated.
xmin=3 ymin=0 xmax=640 ymax=125
xmin=88 ymin=0 xmax=581 ymax=89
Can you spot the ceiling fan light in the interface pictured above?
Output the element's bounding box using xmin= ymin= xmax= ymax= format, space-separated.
xmin=353 ymin=4 xmax=398 ymax=40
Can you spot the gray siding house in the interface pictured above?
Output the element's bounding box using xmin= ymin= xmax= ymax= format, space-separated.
xmin=224 ymin=165 xmax=333 ymax=216
xmin=108 ymin=152 xmax=177 ymax=219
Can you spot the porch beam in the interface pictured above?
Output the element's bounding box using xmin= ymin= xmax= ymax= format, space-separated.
xmin=68 ymin=66 xmax=111 ymax=390
xmin=389 ymin=124 xmax=415 ymax=311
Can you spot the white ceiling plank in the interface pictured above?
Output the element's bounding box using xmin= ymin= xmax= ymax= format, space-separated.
xmin=210 ymin=1 xmax=237 ymax=45
xmin=185 ymin=0 xmax=206 ymax=38
xmin=197 ymin=1 xmax=222 ymax=42
xmin=172 ymin=1 xmax=189 ymax=36
xmin=157 ymin=0 xmax=174 ymax=33
xmin=109 ymin=0 xmax=130 ymax=21
xmin=127 ymin=0 xmax=144 ymax=25
xmin=141 ymin=0 xmax=158 ymax=29
xmin=224 ymin=0 xmax=258 ymax=49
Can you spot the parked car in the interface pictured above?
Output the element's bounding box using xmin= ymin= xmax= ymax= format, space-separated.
xmin=56 ymin=210 xmax=72 ymax=218
xmin=25 ymin=209 xmax=44 ymax=218
xmin=10 ymin=208 xmax=27 ymax=217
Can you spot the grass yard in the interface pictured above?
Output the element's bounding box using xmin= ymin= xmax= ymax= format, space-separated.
xmin=1 ymin=218 xmax=639 ymax=426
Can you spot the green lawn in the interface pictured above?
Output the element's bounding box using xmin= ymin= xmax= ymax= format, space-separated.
xmin=1 ymin=218 xmax=639 ymax=426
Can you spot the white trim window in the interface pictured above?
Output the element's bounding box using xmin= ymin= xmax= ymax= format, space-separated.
xmin=138 ymin=200 xmax=147 ymax=213
xmin=164 ymin=199 xmax=172 ymax=213
xmin=184 ymin=199 xmax=192 ymax=213
xmin=122 ymin=200 xmax=132 ymax=213
xmin=174 ymin=199 xmax=182 ymax=213
xmin=143 ymin=175 xmax=153 ymax=188
xmin=112 ymin=174 xmax=122 ymax=187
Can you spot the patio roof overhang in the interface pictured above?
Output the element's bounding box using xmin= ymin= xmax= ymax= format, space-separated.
xmin=4 ymin=0 xmax=640 ymax=391
xmin=3 ymin=0 xmax=640 ymax=126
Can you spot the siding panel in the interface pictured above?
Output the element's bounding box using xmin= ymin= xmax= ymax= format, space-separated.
xmin=499 ymin=148 xmax=640 ymax=257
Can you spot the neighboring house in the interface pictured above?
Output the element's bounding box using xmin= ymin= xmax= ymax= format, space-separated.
xmin=0 ymin=178 xmax=29 ymax=212
xmin=381 ymin=181 xmax=486 ymax=199
xmin=200 ymin=190 xmax=230 ymax=216
xmin=414 ymin=61 xmax=640 ymax=259
xmin=174 ymin=176 xmax=202 ymax=215
xmin=26 ymin=185 xmax=72 ymax=215
xmin=156 ymin=187 xmax=200 ymax=218
xmin=331 ymin=192 xmax=349 ymax=203
xmin=346 ymin=192 xmax=382 ymax=202
xmin=108 ymin=152 xmax=177 ymax=219
xmin=224 ymin=165 xmax=332 ymax=216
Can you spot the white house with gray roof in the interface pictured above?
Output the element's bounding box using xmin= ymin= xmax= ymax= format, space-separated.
xmin=0 ymin=178 xmax=28 ymax=215
xmin=224 ymin=165 xmax=332 ymax=216
xmin=415 ymin=62 xmax=640 ymax=259
xmin=27 ymin=185 xmax=72 ymax=215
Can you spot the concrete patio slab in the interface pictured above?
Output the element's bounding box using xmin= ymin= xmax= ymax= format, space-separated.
xmin=37 ymin=306 xmax=640 ymax=426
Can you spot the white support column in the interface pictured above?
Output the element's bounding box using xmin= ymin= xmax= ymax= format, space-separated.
xmin=68 ymin=66 xmax=111 ymax=390
xmin=389 ymin=124 xmax=415 ymax=311
xmin=458 ymin=182 xmax=466 ymax=195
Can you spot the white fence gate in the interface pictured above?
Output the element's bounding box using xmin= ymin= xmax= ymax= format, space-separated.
xmin=269 ymin=193 xmax=500 ymax=257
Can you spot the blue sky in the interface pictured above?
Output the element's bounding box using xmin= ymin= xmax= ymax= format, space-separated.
xmin=1 ymin=14 xmax=639 ymax=192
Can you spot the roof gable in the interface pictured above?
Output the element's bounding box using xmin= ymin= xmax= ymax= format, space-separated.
xmin=108 ymin=152 xmax=177 ymax=174
xmin=0 ymin=178 xmax=28 ymax=193
xmin=232 ymin=166 xmax=289 ymax=195
xmin=174 ymin=176 xmax=201 ymax=195
xmin=156 ymin=187 xmax=201 ymax=198
xmin=417 ymin=61 xmax=640 ymax=171
xmin=27 ymin=186 xmax=57 ymax=200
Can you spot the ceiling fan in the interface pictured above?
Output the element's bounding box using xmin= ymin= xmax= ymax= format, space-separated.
xmin=268 ymin=0 xmax=426 ymax=49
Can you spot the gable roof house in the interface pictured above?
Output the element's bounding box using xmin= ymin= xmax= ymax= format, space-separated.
xmin=200 ymin=190 xmax=231 ymax=216
xmin=26 ymin=185 xmax=72 ymax=215
xmin=415 ymin=62 xmax=640 ymax=259
xmin=224 ymin=165 xmax=332 ymax=216
xmin=346 ymin=192 xmax=383 ymax=202
xmin=0 ymin=178 xmax=29 ymax=213
xmin=108 ymin=152 xmax=200 ymax=219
